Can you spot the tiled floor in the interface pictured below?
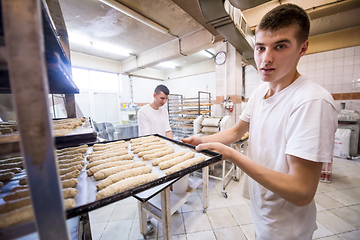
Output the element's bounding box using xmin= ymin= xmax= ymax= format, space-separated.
xmin=89 ymin=157 xmax=360 ymax=240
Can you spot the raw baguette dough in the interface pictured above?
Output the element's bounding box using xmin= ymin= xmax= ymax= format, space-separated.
xmin=57 ymin=148 xmax=87 ymax=156
xmin=165 ymin=156 xmax=206 ymax=175
xmin=152 ymin=151 xmax=186 ymax=166
xmin=59 ymin=166 xmax=80 ymax=176
xmin=131 ymin=141 xmax=166 ymax=151
xmin=88 ymin=150 xmax=128 ymax=163
xmin=56 ymin=145 xmax=88 ymax=154
xmin=86 ymin=154 xmax=134 ymax=169
xmin=60 ymin=170 xmax=80 ymax=181
xmin=87 ymin=147 xmax=128 ymax=160
xmin=96 ymin=166 xmax=152 ymax=190
xmin=63 ymin=188 xmax=78 ymax=199
xmin=138 ymin=146 xmax=171 ymax=157
xmin=130 ymin=137 xmax=160 ymax=147
xmin=0 ymin=172 xmax=15 ymax=181
xmin=133 ymin=142 xmax=167 ymax=153
xmin=58 ymin=162 xmax=84 ymax=170
xmin=0 ymin=162 xmax=23 ymax=170
xmin=58 ymin=156 xmax=84 ymax=165
xmin=3 ymin=189 xmax=29 ymax=202
xmin=130 ymin=135 xmax=155 ymax=143
xmin=0 ymin=168 xmax=22 ymax=174
xmin=0 ymin=198 xmax=75 ymax=229
xmin=92 ymin=140 xmax=125 ymax=149
xmin=0 ymin=188 xmax=77 ymax=213
xmin=142 ymin=147 xmax=175 ymax=161
xmin=86 ymin=160 xmax=135 ymax=176
xmin=57 ymin=153 xmax=84 ymax=161
xmin=94 ymin=162 xmax=146 ymax=180
xmin=96 ymin=173 xmax=158 ymax=200
xmin=62 ymin=178 xmax=78 ymax=188
xmin=0 ymin=156 xmax=23 ymax=164
xmin=159 ymin=152 xmax=195 ymax=170
xmin=93 ymin=143 xmax=128 ymax=152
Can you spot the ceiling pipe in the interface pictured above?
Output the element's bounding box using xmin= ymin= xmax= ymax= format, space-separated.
xmin=99 ymin=0 xmax=169 ymax=34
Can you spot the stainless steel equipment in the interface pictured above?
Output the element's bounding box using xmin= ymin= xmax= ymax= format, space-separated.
xmin=337 ymin=109 xmax=360 ymax=157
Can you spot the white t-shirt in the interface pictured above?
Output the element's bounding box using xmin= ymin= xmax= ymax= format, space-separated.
xmin=240 ymin=76 xmax=338 ymax=240
xmin=138 ymin=104 xmax=171 ymax=137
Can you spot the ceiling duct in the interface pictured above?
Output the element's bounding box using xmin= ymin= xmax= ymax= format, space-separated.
xmin=229 ymin=0 xmax=271 ymax=10
xmin=197 ymin=0 xmax=256 ymax=67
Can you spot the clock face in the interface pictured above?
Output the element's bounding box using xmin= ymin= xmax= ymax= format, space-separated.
xmin=215 ymin=51 xmax=226 ymax=65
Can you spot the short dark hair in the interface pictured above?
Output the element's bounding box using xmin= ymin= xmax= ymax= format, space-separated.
xmin=154 ymin=84 xmax=169 ymax=95
xmin=256 ymin=4 xmax=310 ymax=45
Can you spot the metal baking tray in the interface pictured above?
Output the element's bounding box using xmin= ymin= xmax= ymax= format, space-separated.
xmin=66 ymin=134 xmax=222 ymax=218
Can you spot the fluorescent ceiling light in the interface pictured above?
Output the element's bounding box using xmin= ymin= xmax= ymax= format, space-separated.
xmin=200 ymin=50 xmax=214 ymax=58
xmin=99 ymin=0 xmax=169 ymax=34
xmin=92 ymin=42 xmax=130 ymax=56
xmin=158 ymin=62 xmax=177 ymax=69
xmin=69 ymin=37 xmax=92 ymax=47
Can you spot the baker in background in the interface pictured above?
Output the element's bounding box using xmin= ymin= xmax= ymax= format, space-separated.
xmin=182 ymin=4 xmax=337 ymax=240
xmin=137 ymin=84 xmax=173 ymax=233
xmin=138 ymin=84 xmax=173 ymax=139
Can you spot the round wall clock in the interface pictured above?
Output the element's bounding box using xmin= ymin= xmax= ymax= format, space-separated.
xmin=215 ymin=51 xmax=227 ymax=65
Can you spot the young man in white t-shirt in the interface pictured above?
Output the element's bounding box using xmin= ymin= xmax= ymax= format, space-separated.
xmin=138 ymin=84 xmax=173 ymax=138
xmin=137 ymin=84 xmax=173 ymax=233
xmin=182 ymin=4 xmax=337 ymax=240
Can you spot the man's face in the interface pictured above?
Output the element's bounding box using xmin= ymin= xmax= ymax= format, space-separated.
xmin=153 ymin=91 xmax=168 ymax=107
xmin=254 ymin=26 xmax=308 ymax=84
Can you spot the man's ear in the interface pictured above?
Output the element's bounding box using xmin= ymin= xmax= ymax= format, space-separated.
xmin=299 ymin=40 xmax=309 ymax=57
xmin=153 ymin=93 xmax=156 ymax=98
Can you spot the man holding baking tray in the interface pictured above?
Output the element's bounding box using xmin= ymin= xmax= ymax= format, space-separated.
xmin=138 ymin=84 xmax=173 ymax=233
xmin=182 ymin=4 xmax=337 ymax=240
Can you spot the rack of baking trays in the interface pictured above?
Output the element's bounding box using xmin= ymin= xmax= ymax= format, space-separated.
xmin=168 ymin=91 xmax=212 ymax=139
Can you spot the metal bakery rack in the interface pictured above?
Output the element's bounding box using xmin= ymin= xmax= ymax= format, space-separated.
xmin=167 ymin=91 xmax=212 ymax=139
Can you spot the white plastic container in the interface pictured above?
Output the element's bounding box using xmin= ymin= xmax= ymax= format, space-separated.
xmin=172 ymin=174 xmax=189 ymax=194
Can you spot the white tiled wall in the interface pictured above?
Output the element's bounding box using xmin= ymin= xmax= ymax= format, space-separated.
xmin=164 ymin=72 xmax=216 ymax=100
xmin=120 ymin=75 xmax=162 ymax=104
xmin=244 ymin=45 xmax=360 ymax=112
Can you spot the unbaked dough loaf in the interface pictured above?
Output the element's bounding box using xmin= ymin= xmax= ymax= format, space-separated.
xmin=0 ymin=156 xmax=23 ymax=164
xmin=56 ymin=145 xmax=88 ymax=154
xmin=133 ymin=142 xmax=167 ymax=153
xmin=57 ymin=153 xmax=84 ymax=161
xmin=93 ymin=143 xmax=128 ymax=152
xmin=131 ymin=141 xmax=166 ymax=151
xmin=96 ymin=166 xmax=152 ymax=190
xmin=138 ymin=146 xmax=171 ymax=157
xmin=96 ymin=173 xmax=158 ymax=200
xmin=86 ymin=154 xmax=134 ymax=169
xmin=142 ymin=147 xmax=174 ymax=161
xmin=93 ymin=162 xmax=146 ymax=180
xmin=88 ymin=150 xmax=129 ymax=163
xmin=152 ymin=151 xmax=186 ymax=166
xmin=158 ymin=152 xmax=195 ymax=170
xmin=165 ymin=156 xmax=206 ymax=175
xmin=0 ymin=167 xmax=22 ymax=174
xmin=0 ymin=172 xmax=15 ymax=181
xmin=86 ymin=160 xmax=135 ymax=176
xmin=130 ymin=135 xmax=155 ymax=143
xmin=87 ymin=148 xmax=128 ymax=160
xmin=60 ymin=170 xmax=80 ymax=181
xmin=0 ymin=198 xmax=76 ymax=229
xmin=58 ymin=156 xmax=84 ymax=165
xmin=58 ymin=162 xmax=84 ymax=170
xmin=59 ymin=166 xmax=80 ymax=175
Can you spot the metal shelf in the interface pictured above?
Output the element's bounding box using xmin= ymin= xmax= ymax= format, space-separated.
xmin=168 ymin=91 xmax=212 ymax=139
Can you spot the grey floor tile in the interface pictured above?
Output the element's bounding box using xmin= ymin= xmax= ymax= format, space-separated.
xmin=330 ymin=207 xmax=360 ymax=228
xmin=324 ymin=191 xmax=360 ymax=206
xmin=316 ymin=211 xmax=356 ymax=234
xmin=337 ymin=229 xmax=360 ymax=240
xmin=186 ymin=230 xmax=216 ymax=240
xmin=228 ymin=204 xmax=252 ymax=225
xmin=183 ymin=210 xmax=212 ymax=233
xmin=206 ymin=207 xmax=237 ymax=229
xmin=313 ymin=221 xmax=335 ymax=239
xmin=240 ymin=224 xmax=256 ymax=240
xmin=214 ymin=226 xmax=247 ymax=240
xmin=100 ymin=219 xmax=132 ymax=240
xmin=315 ymin=193 xmax=345 ymax=209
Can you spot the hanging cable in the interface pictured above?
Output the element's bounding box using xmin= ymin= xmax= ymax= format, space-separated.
xmin=169 ymin=32 xmax=187 ymax=57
